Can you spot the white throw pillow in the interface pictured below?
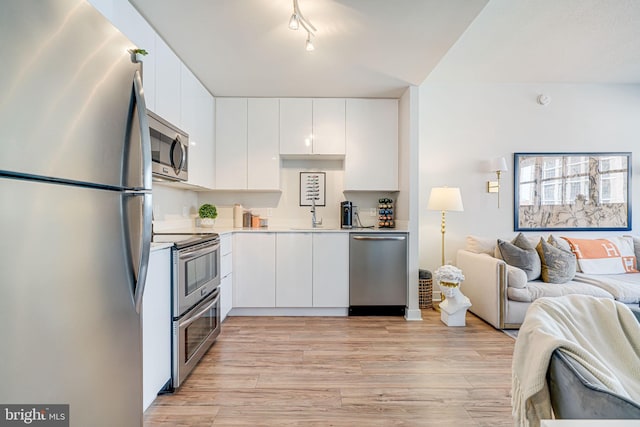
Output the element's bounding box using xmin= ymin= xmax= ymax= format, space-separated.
xmin=506 ymin=265 xmax=528 ymax=289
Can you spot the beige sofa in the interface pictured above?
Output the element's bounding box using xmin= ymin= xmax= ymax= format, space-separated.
xmin=456 ymin=235 xmax=640 ymax=329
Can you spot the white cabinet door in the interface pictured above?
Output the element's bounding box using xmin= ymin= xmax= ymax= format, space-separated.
xmin=109 ymin=0 xmax=157 ymax=112
xmin=215 ymin=98 xmax=248 ymax=190
xmin=248 ymin=98 xmax=280 ymax=190
xmin=276 ymin=233 xmax=312 ymax=307
xmin=220 ymin=233 xmax=233 ymax=321
xmin=220 ymin=274 xmax=233 ymax=322
xmin=154 ymin=36 xmax=181 ymax=127
xmin=312 ymin=99 xmax=345 ymax=155
xmin=313 ymin=233 xmax=349 ymax=307
xmin=279 ymin=98 xmax=313 ymax=155
xmin=181 ymin=65 xmax=214 ymax=189
xmin=142 ymin=249 xmax=171 ymax=411
xmin=345 ymin=99 xmax=399 ymax=191
xmin=233 ymin=233 xmax=276 ymax=307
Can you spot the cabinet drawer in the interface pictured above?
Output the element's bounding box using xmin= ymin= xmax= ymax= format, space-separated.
xmin=221 ymin=233 xmax=232 ymax=255
xmin=221 ymin=252 xmax=232 ymax=277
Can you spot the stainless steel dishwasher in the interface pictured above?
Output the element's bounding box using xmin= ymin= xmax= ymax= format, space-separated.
xmin=349 ymin=233 xmax=408 ymax=316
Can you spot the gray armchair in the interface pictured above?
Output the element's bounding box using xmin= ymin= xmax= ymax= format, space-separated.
xmin=546 ymin=306 xmax=640 ymax=420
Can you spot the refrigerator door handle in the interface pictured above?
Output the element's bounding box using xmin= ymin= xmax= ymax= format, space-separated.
xmin=132 ymin=70 xmax=152 ymax=191
xmin=124 ymin=190 xmax=152 ymax=314
xmin=132 ymin=191 xmax=152 ymax=314
xmin=126 ymin=69 xmax=152 ymax=314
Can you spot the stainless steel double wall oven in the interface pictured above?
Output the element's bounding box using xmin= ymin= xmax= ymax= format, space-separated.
xmin=154 ymin=233 xmax=221 ymax=389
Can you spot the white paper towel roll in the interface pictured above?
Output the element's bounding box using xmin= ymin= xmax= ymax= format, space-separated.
xmin=233 ymin=204 xmax=243 ymax=228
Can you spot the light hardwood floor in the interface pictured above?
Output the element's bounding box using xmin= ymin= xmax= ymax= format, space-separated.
xmin=144 ymin=309 xmax=515 ymax=426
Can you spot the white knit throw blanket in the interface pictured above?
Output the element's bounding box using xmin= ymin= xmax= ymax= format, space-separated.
xmin=511 ymin=295 xmax=640 ymax=427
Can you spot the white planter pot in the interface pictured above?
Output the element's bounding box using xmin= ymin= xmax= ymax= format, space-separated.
xmin=200 ymin=218 xmax=215 ymax=228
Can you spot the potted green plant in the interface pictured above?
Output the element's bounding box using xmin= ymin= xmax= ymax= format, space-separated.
xmin=129 ymin=48 xmax=148 ymax=63
xmin=198 ymin=203 xmax=218 ymax=228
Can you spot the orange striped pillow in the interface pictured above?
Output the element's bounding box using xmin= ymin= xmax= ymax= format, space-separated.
xmin=562 ymin=237 xmax=638 ymax=275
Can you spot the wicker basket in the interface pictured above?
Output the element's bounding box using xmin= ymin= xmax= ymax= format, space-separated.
xmin=418 ymin=277 xmax=433 ymax=309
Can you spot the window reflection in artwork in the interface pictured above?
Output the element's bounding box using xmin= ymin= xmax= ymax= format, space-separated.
xmin=514 ymin=152 xmax=631 ymax=231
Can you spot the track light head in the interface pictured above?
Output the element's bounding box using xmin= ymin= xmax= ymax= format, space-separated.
xmin=288 ymin=13 xmax=299 ymax=30
xmin=305 ymin=32 xmax=314 ymax=51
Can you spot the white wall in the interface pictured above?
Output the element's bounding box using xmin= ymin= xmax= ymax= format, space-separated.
xmin=154 ymin=162 xmax=397 ymax=229
xmin=419 ymin=83 xmax=640 ymax=276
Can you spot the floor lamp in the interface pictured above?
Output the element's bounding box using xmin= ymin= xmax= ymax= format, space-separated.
xmin=427 ymin=187 xmax=464 ymax=267
xmin=427 ymin=187 xmax=464 ymax=309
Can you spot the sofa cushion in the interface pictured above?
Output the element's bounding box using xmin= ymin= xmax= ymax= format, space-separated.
xmin=498 ymin=233 xmax=541 ymax=281
xmin=563 ymin=236 xmax=638 ymax=274
xmin=549 ymin=234 xmax=572 ymax=253
xmin=465 ymin=235 xmax=496 ymax=255
xmin=573 ymin=272 xmax=640 ymax=304
xmin=536 ymin=238 xmax=576 ymax=284
xmin=507 ymin=281 xmax=614 ymax=303
xmin=507 ymin=265 xmax=529 ymax=289
xmin=630 ymin=235 xmax=640 ymax=262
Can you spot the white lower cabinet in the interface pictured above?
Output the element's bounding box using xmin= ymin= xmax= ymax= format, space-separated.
xmin=220 ymin=233 xmax=233 ymax=321
xmin=312 ymin=233 xmax=349 ymax=307
xmin=233 ymin=233 xmax=276 ymax=307
xmin=276 ymin=233 xmax=312 ymax=307
xmin=232 ymin=232 xmax=349 ymax=312
xmin=142 ymin=248 xmax=171 ymax=411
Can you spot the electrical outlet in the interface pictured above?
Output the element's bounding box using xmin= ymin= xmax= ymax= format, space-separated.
xmin=182 ymin=206 xmax=188 ymax=217
xmin=267 ymin=208 xmax=273 ymax=217
xmin=369 ymin=208 xmax=376 ymax=217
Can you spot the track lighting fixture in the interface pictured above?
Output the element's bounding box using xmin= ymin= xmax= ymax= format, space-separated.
xmin=288 ymin=0 xmax=316 ymax=51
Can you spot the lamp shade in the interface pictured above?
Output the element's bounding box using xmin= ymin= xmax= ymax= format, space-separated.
xmin=427 ymin=187 xmax=464 ymax=212
xmin=490 ymin=157 xmax=508 ymax=172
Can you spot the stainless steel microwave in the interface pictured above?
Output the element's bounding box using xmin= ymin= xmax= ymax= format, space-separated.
xmin=148 ymin=110 xmax=189 ymax=182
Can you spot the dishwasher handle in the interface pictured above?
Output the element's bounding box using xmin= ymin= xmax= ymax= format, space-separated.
xmin=352 ymin=235 xmax=406 ymax=241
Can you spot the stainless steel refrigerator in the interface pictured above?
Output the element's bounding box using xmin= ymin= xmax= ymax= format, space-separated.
xmin=0 ymin=1 xmax=152 ymax=426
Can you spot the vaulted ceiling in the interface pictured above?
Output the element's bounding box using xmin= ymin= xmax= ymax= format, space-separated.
xmin=130 ymin=0 xmax=640 ymax=98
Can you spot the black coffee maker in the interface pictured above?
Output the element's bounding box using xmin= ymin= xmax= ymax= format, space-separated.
xmin=341 ymin=201 xmax=353 ymax=229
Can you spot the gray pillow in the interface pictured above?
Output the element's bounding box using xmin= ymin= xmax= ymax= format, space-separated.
xmin=497 ymin=233 xmax=541 ymax=280
xmin=536 ymin=237 xmax=576 ymax=283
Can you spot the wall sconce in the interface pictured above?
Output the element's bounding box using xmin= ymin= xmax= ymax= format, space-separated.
xmin=487 ymin=157 xmax=508 ymax=208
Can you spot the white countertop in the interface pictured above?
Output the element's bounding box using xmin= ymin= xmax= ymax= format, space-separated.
xmin=154 ymin=225 xmax=409 ymax=235
xmin=150 ymin=223 xmax=409 ymax=250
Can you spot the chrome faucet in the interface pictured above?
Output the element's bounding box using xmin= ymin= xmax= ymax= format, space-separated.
xmin=311 ymin=197 xmax=322 ymax=228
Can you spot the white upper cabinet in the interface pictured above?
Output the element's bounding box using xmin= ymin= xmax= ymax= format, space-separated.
xmin=181 ymin=65 xmax=214 ymax=189
xmin=247 ymin=98 xmax=280 ymax=190
xmin=279 ymin=98 xmax=312 ymax=155
xmin=280 ymin=98 xmax=346 ymax=157
xmin=312 ymin=99 xmax=346 ymax=156
xmin=215 ymin=98 xmax=248 ymax=190
xmin=345 ymin=99 xmax=399 ymax=191
xmin=215 ymin=98 xmax=280 ymax=191
xmin=154 ymin=36 xmax=181 ymax=127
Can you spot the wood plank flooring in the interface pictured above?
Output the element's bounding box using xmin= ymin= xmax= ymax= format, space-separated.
xmin=144 ymin=309 xmax=515 ymax=426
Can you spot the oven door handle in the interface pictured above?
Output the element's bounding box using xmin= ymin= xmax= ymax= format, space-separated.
xmin=180 ymin=243 xmax=220 ymax=262
xmin=179 ymin=292 xmax=220 ymax=329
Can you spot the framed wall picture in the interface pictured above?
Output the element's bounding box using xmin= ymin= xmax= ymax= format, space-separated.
xmin=514 ymin=152 xmax=631 ymax=231
xmin=299 ymin=172 xmax=326 ymax=207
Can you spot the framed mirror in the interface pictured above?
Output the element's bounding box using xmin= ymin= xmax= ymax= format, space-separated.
xmin=514 ymin=152 xmax=631 ymax=231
